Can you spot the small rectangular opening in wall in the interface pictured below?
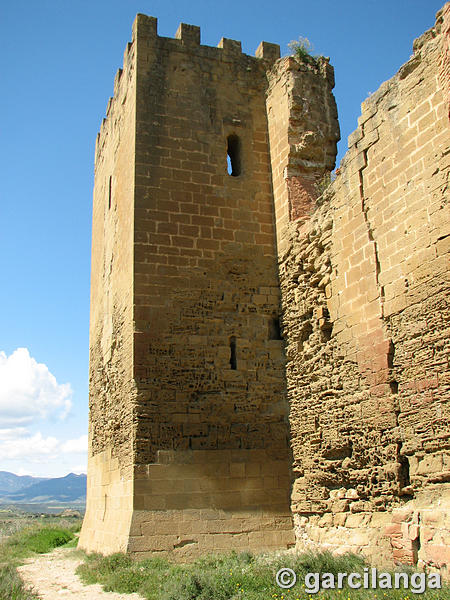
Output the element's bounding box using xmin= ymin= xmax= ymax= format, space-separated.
xmin=230 ymin=336 xmax=237 ymax=369
xmin=227 ymin=135 xmax=241 ymax=176
xmin=390 ymin=381 xmax=399 ymax=394
xmin=268 ymin=317 xmax=282 ymax=340
xmin=398 ymin=446 xmax=411 ymax=489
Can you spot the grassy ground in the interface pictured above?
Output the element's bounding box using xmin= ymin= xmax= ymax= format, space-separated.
xmin=76 ymin=549 xmax=450 ymax=600
xmin=0 ymin=513 xmax=82 ymax=600
xmin=1 ymin=515 xmax=448 ymax=600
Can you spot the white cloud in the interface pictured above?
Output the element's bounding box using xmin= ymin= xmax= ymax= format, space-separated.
xmin=61 ymin=435 xmax=88 ymax=454
xmin=0 ymin=348 xmax=72 ymax=428
xmin=0 ymin=427 xmax=29 ymax=440
xmin=0 ymin=432 xmax=87 ymax=461
xmin=0 ymin=432 xmax=60 ymax=460
xmin=0 ymin=432 xmax=88 ymax=479
xmin=13 ymin=467 xmax=37 ymax=476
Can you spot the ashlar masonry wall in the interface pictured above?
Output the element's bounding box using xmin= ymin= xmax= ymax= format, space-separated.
xmin=276 ymin=4 xmax=449 ymax=572
xmin=128 ymin=16 xmax=294 ymax=559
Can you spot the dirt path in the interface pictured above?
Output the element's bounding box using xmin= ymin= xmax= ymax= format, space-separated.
xmin=17 ymin=547 xmax=145 ymax=600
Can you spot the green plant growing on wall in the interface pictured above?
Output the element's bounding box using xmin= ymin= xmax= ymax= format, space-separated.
xmin=288 ymin=36 xmax=317 ymax=64
xmin=315 ymin=171 xmax=336 ymax=197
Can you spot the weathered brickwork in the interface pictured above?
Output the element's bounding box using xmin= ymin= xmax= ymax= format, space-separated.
xmin=276 ymin=4 xmax=449 ymax=573
xmin=80 ymin=3 xmax=449 ymax=574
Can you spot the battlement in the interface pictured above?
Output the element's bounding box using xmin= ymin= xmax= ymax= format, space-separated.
xmin=132 ymin=14 xmax=280 ymax=60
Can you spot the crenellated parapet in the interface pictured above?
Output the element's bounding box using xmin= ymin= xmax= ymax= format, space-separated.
xmin=132 ymin=13 xmax=280 ymax=59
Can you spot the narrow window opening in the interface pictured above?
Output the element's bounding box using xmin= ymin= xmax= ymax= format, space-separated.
xmin=399 ymin=452 xmax=411 ymax=488
xmin=227 ymin=135 xmax=241 ymax=176
xmin=108 ymin=176 xmax=112 ymax=209
xmin=268 ymin=317 xmax=282 ymax=340
xmin=390 ymin=381 xmax=399 ymax=394
xmin=229 ymin=336 xmax=237 ymax=370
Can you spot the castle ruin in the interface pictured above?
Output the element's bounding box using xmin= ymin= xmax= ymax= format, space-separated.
xmin=79 ymin=4 xmax=450 ymax=574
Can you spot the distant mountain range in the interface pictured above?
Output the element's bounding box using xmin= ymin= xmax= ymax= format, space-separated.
xmin=0 ymin=471 xmax=86 ymax=503
xmin=0 ymin=471 xmax=49 ymax=494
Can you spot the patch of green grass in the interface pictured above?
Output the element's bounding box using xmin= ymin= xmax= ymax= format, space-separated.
xmin=19 ymin=527 xmax=73 ymax=554
xmin=0 ymin=526 xmax=75 ymax=565
xmin=0 ymin=514 xmax=82 ymax=541
xmin=61 ymin=536 xmax=79 ymax=549
xmin=76 ymin=549 xmax=449 ymax=600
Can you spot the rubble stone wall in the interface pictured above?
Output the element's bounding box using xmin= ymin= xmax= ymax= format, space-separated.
xmin=276 ymin=4 xmax=449 ymax=572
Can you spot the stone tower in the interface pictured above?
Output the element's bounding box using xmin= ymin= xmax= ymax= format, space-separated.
xmin=78 ymin=15 xmax=339 ymax=558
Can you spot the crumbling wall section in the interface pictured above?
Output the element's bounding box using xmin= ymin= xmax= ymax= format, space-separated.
xmin=278 ymin=5 xmax=450 ymax=571
xmin=266 ymin=55 xmax=339 ymax=253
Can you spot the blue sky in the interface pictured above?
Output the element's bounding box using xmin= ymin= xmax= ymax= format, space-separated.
xmin=0 ymin=0 xmax=443 ymax=477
